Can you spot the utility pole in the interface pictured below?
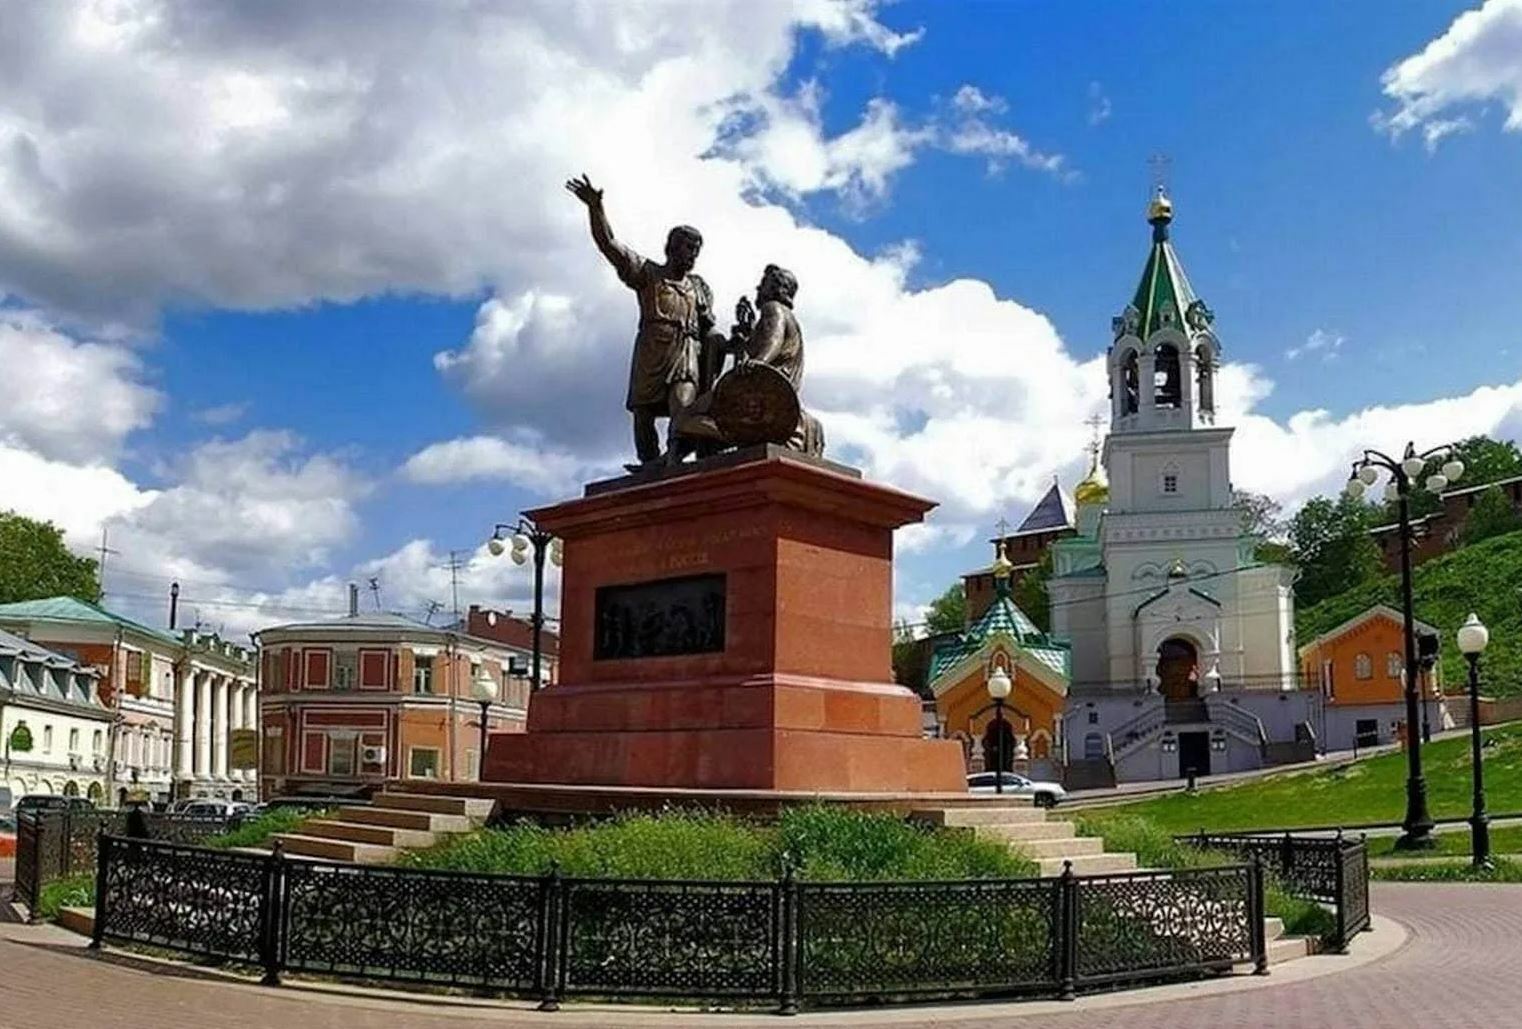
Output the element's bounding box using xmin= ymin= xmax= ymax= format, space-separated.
xmin=96 ymin=527 xmax=119 ymax=601
xmin=368 ymin=577 xmax=382 ymax=612
xmin=445 ymin=550 xmax=466 ymax=625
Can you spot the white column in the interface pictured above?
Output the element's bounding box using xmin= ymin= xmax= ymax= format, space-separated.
xmin=175 ymin=667 xmax=194 ymax=781
xmin=230 ymin=682 xmax=248 ymax=782
xmin=213 ymin=675 xmax=230 ymax=780
xmin=244 ymin=683 xmax=258 ymax=782
xmin=194 ymin=671 xmax=212 ymax=781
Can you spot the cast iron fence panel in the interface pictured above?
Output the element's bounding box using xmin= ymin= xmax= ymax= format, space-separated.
xmin=96 ymin=835 xmax=267 ymax=964
xmin=1181 ymin=831 xmax=1370 ymax=950
xmin=13 ymin=813 xmax=46 ymax=914
xmin=797 ymin=878 xmax=1060 ymax=1000
xmin=1073 ymin=866 xmax=1256 ymax=986
xmin=558 ymin=878 xmax=781 ymax=999
xmin=281 ymin=860 xmax=545 ymax=990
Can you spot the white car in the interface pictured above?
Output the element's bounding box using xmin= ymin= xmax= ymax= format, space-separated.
xmin=966 ymin=772 xmax=1067 ymax=807
xmin=173 ymin=798 xmax=251 ymax=819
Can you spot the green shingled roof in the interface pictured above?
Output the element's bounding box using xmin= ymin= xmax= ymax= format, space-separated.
xmin=0 ymin=595 xmax=180 ymax=646
xmin=927 ymin=587 xmax=1071 ymax=684
xmin=1129 ymin=219 xmax=1199 ymax=340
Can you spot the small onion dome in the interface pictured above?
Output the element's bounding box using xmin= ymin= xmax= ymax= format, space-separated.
xmin=992 ymin=546 xmax=1015 ymax=579
xmin=1074 ymin=458 xmax=1109 ymax=508
xmin=1147 ymin=185 xmax=1173 ymax=225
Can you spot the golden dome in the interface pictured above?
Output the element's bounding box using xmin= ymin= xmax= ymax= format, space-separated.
xmin=992 ymin=543 xmax=1015 ymax=579
xmin=1147 ymin=186 xmax=1173 ymax=224
xmin=1074 ymin=456 xmax=1109 ymax=508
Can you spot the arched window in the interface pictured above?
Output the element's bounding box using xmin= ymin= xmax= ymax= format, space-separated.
xmin=1121 ymin=350 xmax=1140 ymax=415
xmin=1354 ymin=653 xmax=1373 ymax=680
xmin=1154 ymin=344 xmax=1181 ymax=408
xmin=1195 ymin=344 xmax=1215 ymax=413
xmin=1387 ymin=652 xmax=1403 ymax=679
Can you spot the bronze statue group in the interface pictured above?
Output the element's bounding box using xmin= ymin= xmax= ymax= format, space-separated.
xmin=567 ymin=174 xmax=823 ymax=470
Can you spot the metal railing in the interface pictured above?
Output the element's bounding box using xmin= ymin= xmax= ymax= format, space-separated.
xmin=90 ymin=835 xmax=1268 ymax=1013
xmin=1180 ymin=831 xmax=1371 ymax=951
xmin=12 ymin=810 xmax=241 ymax=921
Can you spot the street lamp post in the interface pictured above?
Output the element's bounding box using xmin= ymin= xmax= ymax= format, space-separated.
xmin=986 ymin=666 xmax=1012 ymax=794
xmin=470 ymin=668 xmax=498 ymax=781
xmin=1344 ymin=442 xmax=1465 ymax=850
xmin=487 ymin=518 xmax=563 ymax=692
xmin=1457 ymin=613 xmax=1491 ymax=869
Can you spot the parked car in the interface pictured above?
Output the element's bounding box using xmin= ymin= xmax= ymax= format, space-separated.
xmin=173 ymin=798 xmax=251 ymax=819
xmin=13 ymin=794 xmax=72 ymax=818
xmin=966 ymin=772 xmax=1067 ymax=807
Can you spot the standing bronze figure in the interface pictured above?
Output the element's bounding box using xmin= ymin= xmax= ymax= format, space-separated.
xmin=566 ymin=174 xmax=724 ymax=468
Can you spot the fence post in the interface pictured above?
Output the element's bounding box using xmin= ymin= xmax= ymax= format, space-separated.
xmin=88 ymin=831 xmax=108 ymax=950
xmin=1058 ymin=861 xmax=1078 ymax=1001
xmin=1281 ymin=832 xmax=1293 ymax=876
xmin=22 ymin=815 xmax=43 ymax=924
xmin=1251 ymin=857 xmax=1269 ymax=976
xmin=538 ymin=864 xmax=562 ymax=1012
xmin=1333 ymin=834 xmax=1349 ymax=953
xmin=260 ymin=842 xmax=284 ymax=986
xmin=62 ymin=807 xmax=74 ymax=879
xmin=778 ymin=865 xmax=799 ymax=1016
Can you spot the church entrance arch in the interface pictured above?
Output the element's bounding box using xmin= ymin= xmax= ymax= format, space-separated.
xmin=981 ymin=718 xmax=1015 ymax=773
xmin=1156 ymin=637 xmax=1200 ymax=701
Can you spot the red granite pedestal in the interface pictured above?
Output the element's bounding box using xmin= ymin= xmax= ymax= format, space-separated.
xmin=483 ymin=446 xmax=966 ymax=793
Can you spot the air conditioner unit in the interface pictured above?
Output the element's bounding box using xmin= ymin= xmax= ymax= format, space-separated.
xmin=361 ymin=744 xmax=386 ymax=765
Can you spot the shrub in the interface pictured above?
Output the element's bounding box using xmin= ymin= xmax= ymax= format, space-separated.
xmin=37 ymin=873 xmax=94 ymax=920
xmin=1074 ymin=814 xmax=1227 ymax=870
xmin=203 ymin=807 xmax=318 ymax=851
xmin=779 ymin=805 xmax=1037 ymax=880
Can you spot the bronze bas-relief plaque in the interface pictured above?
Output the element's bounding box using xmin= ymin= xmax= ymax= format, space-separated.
xmin=594 ymin=573 xmax=726 ymax=660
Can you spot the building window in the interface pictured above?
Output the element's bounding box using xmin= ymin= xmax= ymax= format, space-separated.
xmin=413 ymin=657 xmax=434 ymax=695
xmin=334 ymin=652 xmax=357 ymax=691
xmin=1386 ymin=652 xmax=1403 ymax=679
xmin=68 ymin=728 xmax=79 ymax=753
xmin=92 ymin=730 xmax=103 ymax=754
xmin=408 ymin=747 xmax=441 ymax=779
xmin=1354 ymin=653 xmax=1373 ymax=680
xmin=1087 ymin=711 xmax=1099 ymax=725
xmin=43 ymin=725 xmax=53 ymax=753
xmin=328 ymin=734 xmax=357 ymax=777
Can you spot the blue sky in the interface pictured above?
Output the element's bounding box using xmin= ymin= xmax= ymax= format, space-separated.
xmin=2 ymin=0 xmax=1520 ymax=636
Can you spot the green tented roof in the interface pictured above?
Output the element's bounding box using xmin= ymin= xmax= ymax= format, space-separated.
xmin=1129 ymin=229 xmax=1199 ymax=341
xmin=927 ymin=589 xmax=1071 ymax=683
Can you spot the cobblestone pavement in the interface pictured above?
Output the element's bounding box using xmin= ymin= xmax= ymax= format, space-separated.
xmin=1 ymin=884 xmax=1517 ymax=1028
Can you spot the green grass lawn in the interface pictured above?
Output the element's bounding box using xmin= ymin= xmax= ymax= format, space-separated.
xmin=1082 ymin=723 xmax=1522 ymax=835
xmin=403 ymin=805 xmax=1039 ymax=881
xmin=1365 ymin=824 xmax=1522 ymax=858
xmin=1372 ymin=857 xmax=1522 ymax=883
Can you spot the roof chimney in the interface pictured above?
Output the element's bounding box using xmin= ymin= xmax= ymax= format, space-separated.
xmin=348 ymin=583 xmax=359 ymax=617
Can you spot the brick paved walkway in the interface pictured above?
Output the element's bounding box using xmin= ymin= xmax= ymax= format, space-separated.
xmin=1 ymin=884 xmax=1517 ymax=1027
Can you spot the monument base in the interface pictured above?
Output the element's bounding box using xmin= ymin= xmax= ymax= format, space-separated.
xmin=483 ymin=447 xmax=966 ymax=794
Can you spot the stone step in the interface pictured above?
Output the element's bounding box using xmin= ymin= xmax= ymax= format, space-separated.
xmin=911 ymin=805 xmax=1047 ymax=827
xmin=1036 ymin=852 xmax=1138 ymax=876
xmin=301 ymin=819 xmax=435 ymax=849
xmin=373 ymin=792 xmax=495 ymax=819
xmin=1008 ymin=836 xmax=1106 ymax=859
xmin=272 ymin=833 xmax=398 ymax=864
xmin=57 ymin=906 xmax=94 ymax=938
xmin=1268 ymin=934 xmax=1314 ymax=965
xmin=335 ymin=804 xmax=472 ymax=834
xmin=975 ymin=821 xmax=1080 ymax=843
xmin=1264 ymin=916 xmax=1285 ymax=942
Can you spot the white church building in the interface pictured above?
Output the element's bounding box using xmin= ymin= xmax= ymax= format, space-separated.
xmin=1048 ymin=189 xmax=1319 ymax=786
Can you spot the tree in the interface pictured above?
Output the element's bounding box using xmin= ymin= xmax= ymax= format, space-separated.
xmin=1012 ymin=551 xmax=1052 ymax=633
xmin=1287 ymin=495 xmax=1383 ymax=608
xmin=1460 ymin=486 xmax=1522 ymax=546
xmin=924 ymin=582 xmax=967 ymax=634
xmin=0 ymin=511 xmax=100 ymax=605
xmin=1233 ymin=489 xmax=1286 ymax=539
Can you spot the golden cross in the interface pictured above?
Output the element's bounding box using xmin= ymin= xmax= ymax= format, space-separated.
xmin=1148 ymin=152 xmax=1172 ymax=193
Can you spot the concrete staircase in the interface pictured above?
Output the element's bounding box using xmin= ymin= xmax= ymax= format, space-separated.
xmin=912 ymin=803 xmax=1139 ymax=876
xmin=269 ymin=791 xmax=495 ymax=864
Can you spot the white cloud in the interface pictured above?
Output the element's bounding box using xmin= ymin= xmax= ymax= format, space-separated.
xmin=1375 ymin=0 xmax=1522 ymax=147
xmin=192 ymin=402 xmax=248 ymax=426
xmin=0 ymin=311 xmax=160 ymax=462
xmin=1088 ymin=81 xmax=1112 ymax=125
xmin=952 ymin=85 xmax=1006 ymax=115
xmin=402 ymin=435 xmax=615 ymax=496
xmin=1285 ymin=328 xmax=1345 ymax=361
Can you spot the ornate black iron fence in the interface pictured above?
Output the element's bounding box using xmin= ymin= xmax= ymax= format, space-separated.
xmin=12 ymin=809 xmax=241 ymax=920
xmin=89 ymin=834 xmax=1272 ymax=1013
xmin=1180 ymin=831 xmax=1371 ymax=950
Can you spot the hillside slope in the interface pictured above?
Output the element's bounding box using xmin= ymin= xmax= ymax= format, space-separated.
xmin=1296 ymin=528 xmax=1522 ymax=696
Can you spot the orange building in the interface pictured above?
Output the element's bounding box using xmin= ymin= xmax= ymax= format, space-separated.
xmin=255 ymin=609 xmax=532 ymax=799
xmin=928 ymin=556 xmax=1070 ymax=781
xmin=1297 ymin=605 xmax=1449 ymax=750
